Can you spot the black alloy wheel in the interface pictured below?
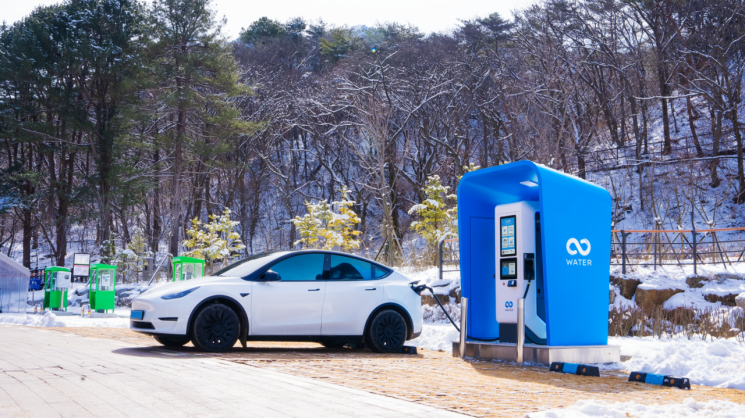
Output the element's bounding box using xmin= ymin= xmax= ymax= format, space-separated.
xmin=367 ymin=310 xmax=407 ymax=353
xmin=191 ymin=303 xmax=240 ymax=352
xmin=153 ymin=335 xmax=190 ymax=347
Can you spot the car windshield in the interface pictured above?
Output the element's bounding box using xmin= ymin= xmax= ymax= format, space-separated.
xmin=214 ymin=251 xmax=288 ymax=277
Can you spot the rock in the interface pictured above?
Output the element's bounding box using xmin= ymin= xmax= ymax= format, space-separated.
xmin=449 ymin=287 xmax=461 ymax=304
xmin=712 ymin=273 xmax=743 ymax=282
xmin=609 ymin=288 xmax=616 ymax=305
xmin=422 ymin=293 xmax=450 ymax=306
xmin=735 ymin=293 xmax=745 ymax=309
xmin=611 ymin=276 xmax=642 ymax=299
xmin=703 ymin=293 xmax=739 ymax=307
xmin=686 ymin=276 xmax=708 ymax=288
xmin=635 ymin=287 xmax=684 ymax=309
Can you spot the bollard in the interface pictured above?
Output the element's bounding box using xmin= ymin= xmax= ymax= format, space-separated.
xmin=517 ymin=298 xmax=525 ymax=364
xmin=459 ymin=297 xmax=468 ymax=358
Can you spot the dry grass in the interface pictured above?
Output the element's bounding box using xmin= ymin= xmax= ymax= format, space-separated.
xmin=47 ymin=326 xmax=745 ymax=417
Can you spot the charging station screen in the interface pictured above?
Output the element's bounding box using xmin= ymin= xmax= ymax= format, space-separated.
xmin=500 ymin=258 xmax=517 ymax=280
xmin=500 ymin=216 xmax=516 ymax=256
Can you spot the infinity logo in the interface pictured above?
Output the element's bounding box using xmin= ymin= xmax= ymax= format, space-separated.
xmin=566 ymin=238 xmax=591 ymax=256
xmin=505 ymin=301 xmax=513 ymax=308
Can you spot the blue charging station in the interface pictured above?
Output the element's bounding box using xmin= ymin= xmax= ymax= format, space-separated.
xmin=455 ymin=161 xmax=618 ymax=363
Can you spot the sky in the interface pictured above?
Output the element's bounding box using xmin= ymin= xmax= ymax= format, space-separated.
xmin=2 ymin=0 xmax=537 ymax=39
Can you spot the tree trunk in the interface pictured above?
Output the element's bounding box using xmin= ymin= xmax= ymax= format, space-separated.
xmin=710 ymin=106 xmax=722 ymax=188
xmin=686 ymin=96 xmax=703 ymax=157
xmin=729 ymin=107 xmax=745 ymax=203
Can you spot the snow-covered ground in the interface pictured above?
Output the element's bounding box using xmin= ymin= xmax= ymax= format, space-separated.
xmin=0 ymin=311 xmax=130 ymax=328
xmin=409 ymin=324 xmax=745 ymax=391
xmin=611 ymin=264 xmax=745 ymax=310
xmin=528 ymin=398 xmax=745 ymax=418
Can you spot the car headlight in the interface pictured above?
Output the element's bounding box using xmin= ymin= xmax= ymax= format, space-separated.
xmin=161 ymin=287 xmax=200 ymax=300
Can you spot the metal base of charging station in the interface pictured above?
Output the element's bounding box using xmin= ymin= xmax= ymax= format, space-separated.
xmin=452 ymin=340 xmax=620 ymax=365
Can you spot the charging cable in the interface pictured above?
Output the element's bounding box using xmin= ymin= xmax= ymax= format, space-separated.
xmin=421 ymin=285 xmax=500 ymax=342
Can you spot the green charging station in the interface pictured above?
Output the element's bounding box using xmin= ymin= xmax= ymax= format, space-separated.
xmin=43 ymin=266 xmax=71 ymax=311
xmin=172 ymin=256 xmax=205 ymax=281
xmin=89 ymin=263 xmax=117 ymax=312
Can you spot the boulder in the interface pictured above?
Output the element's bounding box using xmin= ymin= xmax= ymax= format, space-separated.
xmin=712 ymin=273 xmax=743 ymax=282
xmin=703 ymin=293 xmax=739 ymax=307
xmin=449 ymin=287 xmax=461 ymax=304
xmin=685 ymin=276 xmax=708 ymax=288
xmin=422 ymin=293 xmax=450 ymax=306
xmin=609 ymin=288 xmax=616 ymax=305
xmin=611 ymin=276 xmax=642 ymax=299
xmin=736 ymin=293 xmax=745 ymax=310
xmin=635 ymin=287 xmax=684 ymax=309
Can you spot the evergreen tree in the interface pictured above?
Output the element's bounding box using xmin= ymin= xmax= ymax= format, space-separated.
xmin=148 ymin=0 xmax=253 ymax=258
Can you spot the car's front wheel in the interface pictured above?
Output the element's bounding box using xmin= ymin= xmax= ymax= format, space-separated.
xmin=366 ymin=310 xmax=407 ymax=353
xmin=153 ymin=335 xmax=190 ymax=347
xmin=191 ymin=303 xmax=240 ymax=352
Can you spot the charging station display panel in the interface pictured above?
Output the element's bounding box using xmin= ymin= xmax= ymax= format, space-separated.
xmin=500 ymin=216 xmax=516 ymax=256
xmin=500 ymin=258 xmax=517 ymax=280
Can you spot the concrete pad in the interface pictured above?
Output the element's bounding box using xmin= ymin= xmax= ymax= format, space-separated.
xmin=0 ymin=325 xmax=465 ymax=417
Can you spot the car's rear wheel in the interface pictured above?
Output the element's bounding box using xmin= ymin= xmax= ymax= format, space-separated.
xmin=191 ymin=303 xmax=240 ymax=352
xmin=153 ymin=335 xmax=190 ymax=347
xmin=366 ymin=310 xmax=407 ymax=353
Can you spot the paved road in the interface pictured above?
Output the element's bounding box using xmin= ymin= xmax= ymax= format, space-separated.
xmin=0 ymin=325 xmax=465 ymax=417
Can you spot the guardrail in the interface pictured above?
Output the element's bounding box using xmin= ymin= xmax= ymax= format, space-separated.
xmin=611 ymin=227 xmax=745 ymax=275
xmin=438 ymin=238 xmax=460 ymax=281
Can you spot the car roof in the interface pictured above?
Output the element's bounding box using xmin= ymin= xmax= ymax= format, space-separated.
xmin=216 ymin=249 xmax=393 ymax=281
xmin=272 ymin=249 xmax=392 ymax=269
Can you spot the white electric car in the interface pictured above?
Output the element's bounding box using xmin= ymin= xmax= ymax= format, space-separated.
xmin=130 ymin=250 xmax=423 ymax=353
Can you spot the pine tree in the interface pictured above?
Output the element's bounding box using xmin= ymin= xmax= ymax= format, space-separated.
xmin=148 ymin=0 xmax=254 ymax=259
xmin=182 ymin=209 xmax=246 ymax=273
xmin=408 ymin=175 xmax=457 ymax=264
xmin=291 ymin=187 xmax=361 ymax=252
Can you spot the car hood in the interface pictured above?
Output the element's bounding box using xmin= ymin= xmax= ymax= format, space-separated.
xmin=137 ymin=275 xmax=239 ymax=299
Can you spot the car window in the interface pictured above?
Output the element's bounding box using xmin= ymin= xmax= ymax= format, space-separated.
xmin=215 ymin=251 xmax=287 ymax=277
xmin=270 ymin=254 xmax=325 ymax=281
xmin=328 ymin=255 xmax=377 ymax=280
xmin=373 ymin=266 xmax=390 ymax=278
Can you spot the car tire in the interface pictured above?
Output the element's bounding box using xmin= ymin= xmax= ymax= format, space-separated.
xmin=321 ymin=342 xmax=347 ymax=349
xmin=366 ymin=310 xmax=407 ymax=353
xmin=153 ymin=335 xmax=190 ymax=347
xmin=191 ymin=303 xmax=240 ymax=352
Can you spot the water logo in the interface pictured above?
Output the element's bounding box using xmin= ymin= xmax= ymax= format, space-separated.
xmin=566 ymin=238 xmax=591 ymax=256
xmin=505 ymin=301 xmax=513 ymax=308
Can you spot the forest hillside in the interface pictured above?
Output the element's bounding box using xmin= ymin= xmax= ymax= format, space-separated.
xmin=1 ymin=0 xmax=744 ymax=273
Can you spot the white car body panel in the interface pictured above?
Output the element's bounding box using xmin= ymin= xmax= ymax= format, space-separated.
xmin=130 ymin=252 xmax=423 ymax=343
xmin=322 ymin=280 xmax=383 ymax=335
xmin=251 ymin=281 xmax=326 ymax=335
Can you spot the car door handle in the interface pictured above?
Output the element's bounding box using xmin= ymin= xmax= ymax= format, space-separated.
xmin=308 ymin=289 xmax=320 ymax=292
xmin=365 ymin=288 xmax=376 ymax=291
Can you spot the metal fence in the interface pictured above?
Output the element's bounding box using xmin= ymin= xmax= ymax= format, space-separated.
xmin=438 ymin=238 xmax=460 ymax=282
xmin=611 ymin=227 xmax=745 ymax=275
xmin=438 ymin=227 xmax=745 ymax=279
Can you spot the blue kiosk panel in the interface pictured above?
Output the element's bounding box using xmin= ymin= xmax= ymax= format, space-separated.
xmin=457 ymin=161 xmax=610 ymax=346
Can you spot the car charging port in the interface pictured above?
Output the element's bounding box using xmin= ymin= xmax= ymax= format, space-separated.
xmin=409 ymin=281 xmax=428 ymax=295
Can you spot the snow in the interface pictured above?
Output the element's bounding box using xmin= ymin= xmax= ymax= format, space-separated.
xmin=409 ymin=324 xmax=460 ymax=352
xmin=529 ymin=398 xmax=745 ymax=418
xmin=606 ymin=336 xmax=745 ymax=390
xmin=410 ymin=323 xmax=745 ymax=391
xmin=611 ymin=264 xmax=745 ymax=310
xmin=0 ymin=311 xmax=130 ymax=328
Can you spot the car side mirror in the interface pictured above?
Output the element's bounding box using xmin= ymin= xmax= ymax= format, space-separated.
xmin=262 ymin=270 xmax=281 ymax=281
